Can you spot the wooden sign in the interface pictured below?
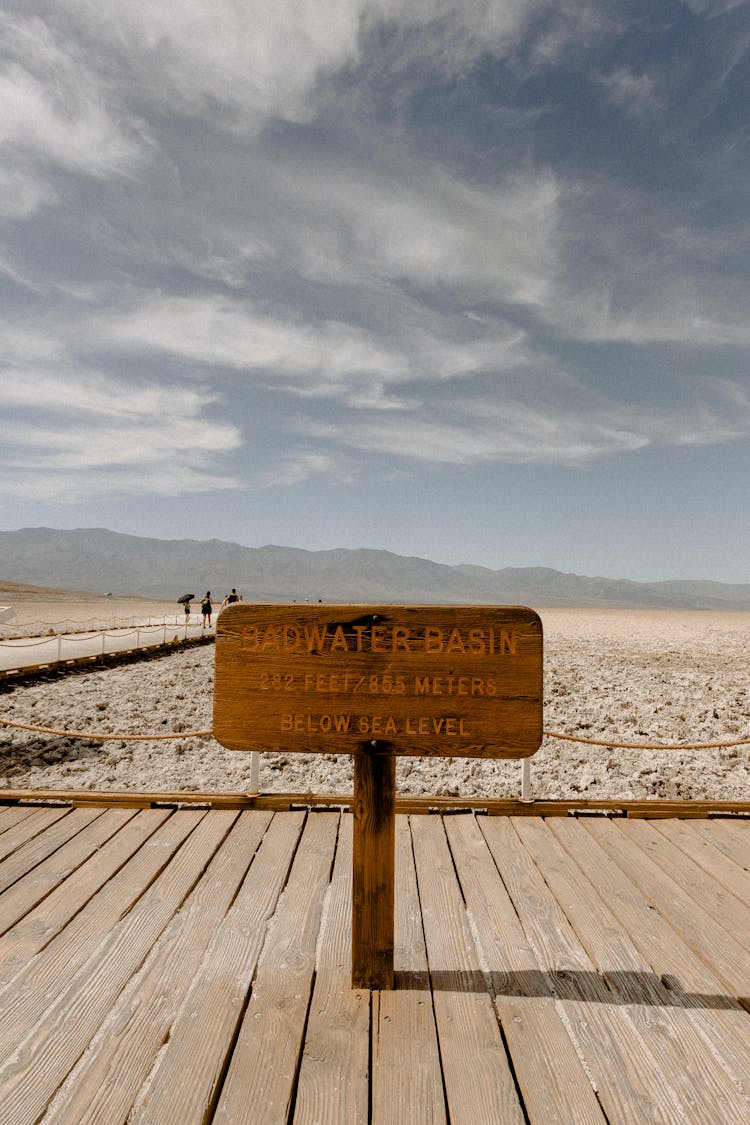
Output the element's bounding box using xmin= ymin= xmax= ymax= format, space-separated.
xmin=213 ymin=604 xmax=543 ymax=759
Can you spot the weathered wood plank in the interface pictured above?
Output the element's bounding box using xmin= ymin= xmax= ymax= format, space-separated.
xmin=0 ymin=806 xmax=104 ymax=895
xmin=584 ymin=818 xmax=750 ymax=1000
xmin=618 ymin=818 xmax=750 ymax=947
xmin=513 ymin=816 xmax=750 ymax=1121
xmin=481 ymin=816 xmax=691 ymax=1124
xmin=372 ymin=817 xmax=447 ymax=1125
xmin=444 ymin=814 xmax=605 ymax=1124
xmin=294 ymin=814 xmax=370 ymax=1125
xmin=43 ymin=811 xmax=272 ymax=1124
xmin=0 ymin=806 xmax=71 ymax=863
xmin=0 ymin=811 xmax=206 ymax=1058
xmin=551 ymin=816 xmax=750 ymax=1094
xmin=702 ymin=820 xmax=750 ymax=867
xmin=214 ymin=813 xmax=340 ymax=1125
xmin=691 ymin=819 xmax=750 ymax=871
xmin=411 ymin=814 xmax=525 ymax=1125
xmin=0 ymin=807 xmax=137 ymax=937
xmin=131 ymin=811 xmax=306 ymax=1125
xmin=352 ymin=748 xmax=395 ymax=989
xmin=0 ymin=810 xmax=234 ymax=1125
xmin=0 ymin=806 xmax=38 ymax=836
xmin=0 ymin=808 xmax=171 ymax=989
xmin=648 ymin=818 xmax=750 ymax=943
xmin=1 ymin=787 xmax=748 ymax=818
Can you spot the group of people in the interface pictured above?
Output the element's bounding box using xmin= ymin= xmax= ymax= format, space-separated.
xmin=182 ymin=588 xmax=243 ymax=626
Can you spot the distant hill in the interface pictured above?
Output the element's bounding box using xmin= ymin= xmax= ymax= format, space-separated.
xmin=1 ymin=526 xmax=750 ymax=609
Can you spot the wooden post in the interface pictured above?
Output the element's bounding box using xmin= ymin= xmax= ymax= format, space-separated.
xmin=352 ymin=742 xmax=395 ymax=990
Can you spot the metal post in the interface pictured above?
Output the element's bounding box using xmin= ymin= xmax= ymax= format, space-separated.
xmin=521 ymin=756 xmax=531 ymax=799
xmin=249 ymin=750 xmax=260 ymax=793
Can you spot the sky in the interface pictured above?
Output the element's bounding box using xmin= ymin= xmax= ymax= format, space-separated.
xmin=1 ymin=0 xmax=749 ymax=584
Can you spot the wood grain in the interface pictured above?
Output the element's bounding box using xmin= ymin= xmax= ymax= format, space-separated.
xmin=445 ymin=814 xmax=605 ymax=1123
xmin=352 ymin=748 xmax=395 ymax=989
xmin=214 ymin=603 xmax=542 ymax=758
xmin=213 ymin=813 xmax=340 ymax=1125
xmin=294 ymin=814 xmax=370 ymax=1125
xmin=132 ymin=811 xmax=305 ymax=1125
xmin=411 ymin=814 xmax=525 ymax=1125
xmin=372 ymin=817 xmax=447 ymax=1124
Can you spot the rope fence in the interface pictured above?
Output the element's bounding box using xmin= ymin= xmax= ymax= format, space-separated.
xmin=1 ymin=717 xmax=747 ymax=803
xmin=1 ymin=716 xmax=748 ymax=750
xmin=0 ymin=621 xmax=213 ymax=675
xmin=0 ymin=615 xmax=200 ymax=640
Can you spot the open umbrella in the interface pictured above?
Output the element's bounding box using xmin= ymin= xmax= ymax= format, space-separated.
xmin=177 ymin=593 xmax=195 ymax=604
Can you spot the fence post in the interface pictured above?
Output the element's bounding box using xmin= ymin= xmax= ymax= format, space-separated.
xmin=250 ymin=750 xmax=260 ymax=793
xmin=521 ymin=756 xmax=531 ymax=799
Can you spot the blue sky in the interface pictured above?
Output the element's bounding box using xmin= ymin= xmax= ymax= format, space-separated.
xmin=1 ymin=0 xmax=749 ymax=582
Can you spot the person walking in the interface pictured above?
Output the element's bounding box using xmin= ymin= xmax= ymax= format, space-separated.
xmin=222 ymin=588 xmax=242 ymax=606
xmin=201 ymin=592 xmax=213 ymax=627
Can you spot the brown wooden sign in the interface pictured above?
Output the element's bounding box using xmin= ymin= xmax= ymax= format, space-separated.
xmin=213 ymin=604 xmax=543 ymax=759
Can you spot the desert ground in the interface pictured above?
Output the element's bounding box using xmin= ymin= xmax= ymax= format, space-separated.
xmin=1 ymin=596 xmax=749 ymax=800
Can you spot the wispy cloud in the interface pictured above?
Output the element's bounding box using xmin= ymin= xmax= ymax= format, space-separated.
xmin=2 ymin=367 xmax=241 ymax=501
xmin=0 ymin=14 xmax=148 ymax=185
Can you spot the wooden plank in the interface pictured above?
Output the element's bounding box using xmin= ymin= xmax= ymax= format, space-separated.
xmin=131 ymin=811 xmax=306 ymax=1125
xmin=0 ymin=806 xmax=38 ymax=836
xmin=42 ymin=811 xmax=272 ymax=1124
xmin=0 ymin=808 xmax=171 ymax=989
xmin=585 ymin=818 xmax=750 ymax=1000
xmin=0 ymin=810 xmax=204 ymax=1057
xmin=0 ymin=807 xmax=137 ymax=937
xmin=214 ymin=603 xmax=543 ymax=759
xmin=512 ymin=816 xmax=750 ymax=1121
xmin=0 ymin=806 xmax=104 ymax=896
xmin=294 ymin=814 xmax=370 ymax=1125
xmin=410 ymin=814 xmax=525 ymax=1125
xmin=692 ymin=823 xmax=750 ymax=873
xmin=0 ymin=808 xmax=103 ymax=895
xmin=0 ymin=806 xmax=71 ymax=863
xmin=0 ymin=810 xmax=235 ymax=1124
xmin=213 ymin=813 xmax=340 ymax=1125
xmin=352 ymin=748 xmax=395 ymax=989
xmin=648 ymin=819 xmax=750 ymax=939
xmin=444 ymin=814 xmax=605 ymax=1124
xmin=550 ymin=816 xmax=750 ymax=1094
xmin=372 ymin=817 xmax=447 ymax=1125
xmin=480 ymin=816 xmax=693 ymax=1124
xmin=619 ymin=819 xmax=750 ymax=945
xmin=1 ymin=787 xmax=749 ymax=818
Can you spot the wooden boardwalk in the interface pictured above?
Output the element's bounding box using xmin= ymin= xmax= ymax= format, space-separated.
xmin=0 ymin=802 xmax=748 ymax=1123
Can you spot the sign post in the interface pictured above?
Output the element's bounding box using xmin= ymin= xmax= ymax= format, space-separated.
xmin=213 ymin=604 xmax=543 ymax=989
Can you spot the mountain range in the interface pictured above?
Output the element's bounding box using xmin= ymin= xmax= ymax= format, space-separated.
xmin=1 ymin=526 xmax=749 ymax=610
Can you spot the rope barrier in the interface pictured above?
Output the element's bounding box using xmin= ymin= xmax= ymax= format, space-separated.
xmin=542 ymin=729 xmax=750 ymax=751
xmin=0 ymin=718 xmax=212 ymax=741
xmin=1 ymin=716 xmax=748 ymax=750
xmin=0 ymin=637 xmax=60 ymax=649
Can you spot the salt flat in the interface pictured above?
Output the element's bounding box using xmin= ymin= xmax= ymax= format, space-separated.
xmin=1 ymin=607 xmax=748 ymax=800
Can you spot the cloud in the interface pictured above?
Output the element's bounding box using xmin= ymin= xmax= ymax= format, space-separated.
xmin=596 ymin=67 xmax=665 ymax=119
xmin=0 ymin=14 xmax=148 ymax=182
xmin=1 ymin=367 xmax=241 ymax=501
xmin=54 ymin=0 xmax=365 ymax=128
xmin=287 ymin=157 xmax=561 ymax=305
xmin=90 ymin=293 xmax=534 ymax=394
xmin=305 ymin=400 xmax=649 ymax=466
